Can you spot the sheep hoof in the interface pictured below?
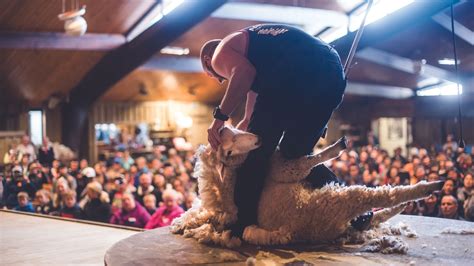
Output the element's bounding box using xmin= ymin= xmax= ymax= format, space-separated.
xmin=351 ymin=211 xmax=374 ymax=231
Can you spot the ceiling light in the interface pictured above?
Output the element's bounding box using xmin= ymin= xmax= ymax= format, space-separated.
xmin=438 ymin=58 xmax=459 ymax=65
xmin=416 ymin=82 xmax=463 ymax=96
xmin=160 ymin=46 xmax=190 ymax=56
xmin=58 ymin=0 xmax=87 ymax=36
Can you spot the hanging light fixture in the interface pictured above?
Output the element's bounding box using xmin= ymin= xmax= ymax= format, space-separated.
xmin=58 ymin=0 xmax=87 ymax=36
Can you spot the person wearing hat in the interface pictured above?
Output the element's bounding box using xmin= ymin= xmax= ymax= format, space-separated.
xmin=201 ymin=24 xmax=346 ymax=236
xmin=4 ymin=166 xmax=36 ymax=208
xmin=76 ymin=167 xmax=95 ymax=201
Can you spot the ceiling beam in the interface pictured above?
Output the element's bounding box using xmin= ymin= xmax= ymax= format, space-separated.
xmin=139 ymin=55 xmax=412 ymax=99
xmin=141 ymin=56 xmax=202 ymax=72
xmin=356 ymin=48 xmax=458 ymax=84
xmin=432 ymin=12 xmax=474 ymax=45
xmin=345 ymin=82 xmax=414 ymax=99
xmin=0 ymin=32 xmax=125 ymax=51
xmin=211 ymin=2 xmax=347 ymax=35
xmin=62 ymin=0 xmax=228 ymax=153
xmin=333 ymin=0 xmax=458 ymax=61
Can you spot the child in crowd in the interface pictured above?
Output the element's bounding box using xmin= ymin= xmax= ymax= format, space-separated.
xmin=34 ymin=189 xmax=54 ymax=215
xmin=14 ymin=192 xmax=35 ymax=213
xmin=59 ymin=190 xmax=84 ymax=219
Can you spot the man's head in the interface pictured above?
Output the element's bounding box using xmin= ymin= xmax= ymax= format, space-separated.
xmin=200 ymin=39 xmax=225 ymax=83
xmin=122 ymin=193 xmax=136 ymax=212
xmin=440 ymin=195 xmax=458 ymax=218
xmin=139 ymin=173 xmax=152 ymax=189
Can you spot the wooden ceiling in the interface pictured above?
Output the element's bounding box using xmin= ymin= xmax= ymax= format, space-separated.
xmin=0 ymin=0 xmax=473 ymax=107
xmin=0 ymin=0 xmax=155 ymax=104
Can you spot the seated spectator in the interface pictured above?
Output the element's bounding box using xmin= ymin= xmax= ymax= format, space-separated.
xmin=17 ymin=135 xmax=36 ymax=163
xmin=77 ymin=167 xmax=95 ymax=201
xmin=162 ymin=163 xmax=176 ymax=180
xmin=134 ymin=157 xmax=149 ymax=187
xmin=150 ymin=158 xmax=163 ymax=174
xmin=153 ymin=174 xmax=166 ymax=193
xmin=184 ymin=192 xmax=197 ymax=211
xmin=457 ymin=172 xmax=473 ymax=218
xmin=58 ymin=165 xmax=77 ymax=191
xmin=464 ymin=196 xmax=474 ymax=222
xmin=34 ymin=189 xmax=54 ymax=215
xmin=110 ymin=192 xmax=150 ymax=228
xmin=53 ymin=178 xmax=70 ymax=210
xmin=402 ymin=201 xmax=420 ymax=216
xmin=69 ymin=160 xmax=80 ymax=178
xmin=83 ymin=181 xmax=111 ymax=223
xmin=3 ymin=143 xmax=20 ymax=165
xmin=145 ymin=188 xmax=184 ymax=229
xmin=110 ymin=175 xmax=134 ymax=213
xmin=419 ymin=193 xmax=439 ymax=217
xmin=134 ymin=173 xmax=162 ymax=207
xmin=38 ymin=137 xmax=55 ymax=167
xmin=361 ymin=169 xmax=374 ymax=187
xmin=121 ymin=150 xmax=134 ymax=171
xmin=5 ymin=165 xmax=36 ymax=208
xmin=79 ymin=159 xmax=89 ymax=171
xmin=413 ymin=165 xmax=426 ymax=183
xmin=440 ymin=179 xmax=456 ymax=198
xmin=439 ymin=195 xmax=461 ymax=220
xmin=143 ymin=194 xmax=157 ymax=215
xmin=14 ymin=192 xmax=35 ymax=213
xmin=427 ymin=171 xmax=440 ymax=182
xmin=28 ymin=162 xmax=48 ymax=191
xmin=59 ymin=190 xmax=84 ymax=219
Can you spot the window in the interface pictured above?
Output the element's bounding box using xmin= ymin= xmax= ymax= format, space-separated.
xmin=29 ymin=110 xmax=44 ymax=146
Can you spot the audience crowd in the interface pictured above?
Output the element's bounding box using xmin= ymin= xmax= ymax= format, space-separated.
xmin=1 ymin=133 xmax=473 ymax=231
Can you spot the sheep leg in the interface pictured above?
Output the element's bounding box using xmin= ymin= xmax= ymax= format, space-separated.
xmin=269 ymin=137 xmax=347 ymax=183
xmin=345 ymin=181 xmax=443 ymax=221
xmin=369 ymin=203 xmax=407 ymax=228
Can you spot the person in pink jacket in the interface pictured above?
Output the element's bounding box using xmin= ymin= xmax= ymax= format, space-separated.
xmin=145 ymin=188 xmax=184 ymax=229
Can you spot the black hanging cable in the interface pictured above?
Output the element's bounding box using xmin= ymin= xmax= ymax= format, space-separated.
xmin=450 ymin=2 xmax=465 ymax=148
xmin=344 ymin=0 xmax=374 ymax=79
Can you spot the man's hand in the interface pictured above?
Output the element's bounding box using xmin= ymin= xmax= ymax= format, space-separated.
xmin=208 ymin=119 xmax=225 ymax=150
xmin=236 ymin=118 xmax=249 ymax=131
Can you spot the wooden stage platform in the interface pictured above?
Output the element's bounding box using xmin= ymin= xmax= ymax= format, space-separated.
xmin=105 ymin=215 xmax=474 ymax=266
xmin=1 ymin=210 xmax=139 ymax=265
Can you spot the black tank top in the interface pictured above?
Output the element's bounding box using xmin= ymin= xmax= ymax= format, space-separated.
xmin=241 ymin=24 xmax=337 ymax=95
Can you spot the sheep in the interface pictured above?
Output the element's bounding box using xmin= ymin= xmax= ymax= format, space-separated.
xmin=171 ymin=126 xmax=443 ymax=247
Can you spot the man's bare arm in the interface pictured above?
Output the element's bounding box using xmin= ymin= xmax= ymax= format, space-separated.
xmin=237 ymin=91 xmax=257 ymax=131
xmin=212 ymin=40 xmax=256 ymax=118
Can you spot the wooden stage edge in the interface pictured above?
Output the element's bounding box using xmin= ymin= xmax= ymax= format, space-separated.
xmin=1 ymin=210 xmax=139 ymax=265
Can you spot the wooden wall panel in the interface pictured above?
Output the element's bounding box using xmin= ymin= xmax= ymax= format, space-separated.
xmin=89 ymin=101 xmax=214 ymax=162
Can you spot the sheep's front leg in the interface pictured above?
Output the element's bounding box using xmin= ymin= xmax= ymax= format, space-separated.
xmin=243 ymin=225 xmax=292 ymax=245
xmin=269 ymin=137 xmax=347 ymax=183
